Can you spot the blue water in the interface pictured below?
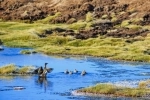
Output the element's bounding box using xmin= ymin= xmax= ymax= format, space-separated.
xmin=0 ymin=47 xmax=150 ymax=100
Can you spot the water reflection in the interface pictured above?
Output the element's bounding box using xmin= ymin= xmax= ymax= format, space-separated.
xmin=0 ymin=76 xmax=14 ymax=80
xmin=36 ymin=77 xmax=53 ymax=93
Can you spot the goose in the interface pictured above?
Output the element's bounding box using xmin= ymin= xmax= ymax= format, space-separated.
xmin=64 ymin=69 xmax=69 ymax=74
xmin=38 ymin=66 xmax=43 ymax=75
xmin=81 ymin=70 xmax=86 ymax=76
xmin=39 ymin=63 xmax=53 ymax=78
xmin=69 ymin=71 xmax=73 ymax=75
xmin=74 ymin=69 xmax=78 ymax=73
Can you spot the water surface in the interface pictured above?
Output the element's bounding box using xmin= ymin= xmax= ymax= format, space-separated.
xmin=0 ymin=47 xmax=150 ymax=100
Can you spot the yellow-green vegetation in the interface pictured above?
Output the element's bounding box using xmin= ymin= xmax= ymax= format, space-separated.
xmin=0 ymin=19 xmax=150 ymax=62
xmin=101 ymin=14 xmax=108 ymax=19
xmin=86 ymin=12 xmax=93 ymax=22
xmin=0 ymin=64 xmax=35 ymax=75
xmin=121 ymin=20 xmax=131 ymax=27
xmin=77 ymin=83 xmax=150 ymax=97
xmin=138 ymin=80 xmax=150 ymax=89
xmin=18 ymin=66 xmax=33 ymax=74
xmin=35 ymin=12 xmax=61 ymax=24
xmin=68 ymin=20 xmax=87 ymax=30
xmin=126 ymin=25 xmax=142 ymax=30
xmin=20 ymin=49 xmax=37 ymax=54
xmin=0 ymin=64 xmax=16 ymax=74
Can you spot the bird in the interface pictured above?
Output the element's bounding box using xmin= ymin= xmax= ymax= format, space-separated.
xmin=64 ymin=69 xmax=69 ymax=74
xmin=74 ymin=69 xmax=78 ymax=73
xmin=37 ymin=66 xmax=43 ymax=75
xmin=39 ymin=63 xmax=53 ymax=78
xmin=69 ymin=71 xmax=73 ymax=75
xmin=81 ymin=70 xmax=86 ymax=76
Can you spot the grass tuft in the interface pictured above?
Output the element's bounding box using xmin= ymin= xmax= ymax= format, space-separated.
xmin=0 ymin=64 xmax=35 ymax=75
xmin=78 ymin=83 xmax=150 ymax=97
xmin=0 ymin=64 xmax=16 ymax=74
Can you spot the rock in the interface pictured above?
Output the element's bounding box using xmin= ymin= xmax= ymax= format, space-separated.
xmin=0 ymin=46 xmax=4 ymax=51
xmin=13 ymin=86 xmax=25 ymax=90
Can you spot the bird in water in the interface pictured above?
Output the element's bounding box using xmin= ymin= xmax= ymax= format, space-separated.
xmin=37 ymin=66 xmax=43 ymax=75
xmin=69 ymin=71 xmax=73 ymax=75
xmin=74 ymin=69 xmax=78 ymax=73
xmin=81 ymin=70 xmax=86 ymax=76
xmin=39 ymin=63 xmax=54 ymax=78
xmin=34 ymin=63 xmax=53 ymax=78
xmin=64 ymin=69 xmax=69 ymax=74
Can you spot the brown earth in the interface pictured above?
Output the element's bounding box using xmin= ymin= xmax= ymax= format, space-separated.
xmin=0 ymin=0 xmax=150 ymax=39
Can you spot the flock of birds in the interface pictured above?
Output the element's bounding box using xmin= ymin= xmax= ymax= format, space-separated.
xmin=34 ymin=63 xmax=87 ymax=78
xmin=64 ymin=69 xmax=87 ymax=76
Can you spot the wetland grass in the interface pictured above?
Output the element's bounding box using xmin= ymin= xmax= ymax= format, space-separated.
xmin=0 ymin=20 xmax=150 ymax=62
xmin=0 ymin=64 xmax=16 ymax=74
xmin=77 ymin=83 xmax=150 ymax=97
xmin=0 ymin=64 xmax=35 ymax=75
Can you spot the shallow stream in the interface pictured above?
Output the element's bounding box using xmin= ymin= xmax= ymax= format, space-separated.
xmin=0 ymin=47 xmax=150 ymax=100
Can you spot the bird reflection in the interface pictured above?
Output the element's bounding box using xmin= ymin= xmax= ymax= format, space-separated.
xmin=36 ymin=77 xmax=52 ymax=93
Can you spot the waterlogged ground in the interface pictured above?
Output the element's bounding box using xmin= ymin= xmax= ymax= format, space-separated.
xmin=0 ymin=47 xmax=150 ymax=100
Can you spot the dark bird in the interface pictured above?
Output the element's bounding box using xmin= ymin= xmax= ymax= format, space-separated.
xmin=39 ymin=63 xmax=53 ymax=78
xmin=38 ymin=66 xmax=43 ymax=75
xmin=33 ymin=63 xmax=53 ymax=78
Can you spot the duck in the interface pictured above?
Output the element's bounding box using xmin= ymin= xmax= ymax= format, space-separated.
xmin=81 ymin=70 xmax=86 ymax=76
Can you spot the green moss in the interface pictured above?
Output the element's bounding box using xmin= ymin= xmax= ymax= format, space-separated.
xmin=121 ymin=20 xmax=131 ymax=27
xmin=126 ymin=25 xmax=142 ymax=30
xmin=68 ymin=21 xmax=87 ymax=30
xmin=101 ymin=14 xmax=108 ymax=19
xmin=35 ymin=12 xmax=61 ymax=24
xmin=86 ymin=12 xmax=93 ymax=22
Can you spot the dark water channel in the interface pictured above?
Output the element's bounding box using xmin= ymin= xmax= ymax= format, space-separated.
xmin=0 ymin=47 xmax=150 ymax=100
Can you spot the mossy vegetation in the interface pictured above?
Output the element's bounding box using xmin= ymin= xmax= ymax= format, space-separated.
xmin=35 ymin=12 xmax=61 ymax=24
xmin=77 ymin=83 xmax=150 ymax=97
xmin=68 ymin=21 xmax=87 ymax=30
xmin=0 ymin=64 xmax=35 ymax=75
xmin=86 ymin=12 xmax=93 ymax=22
xmin=0 ymin=16 xmax=150 ymax=62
